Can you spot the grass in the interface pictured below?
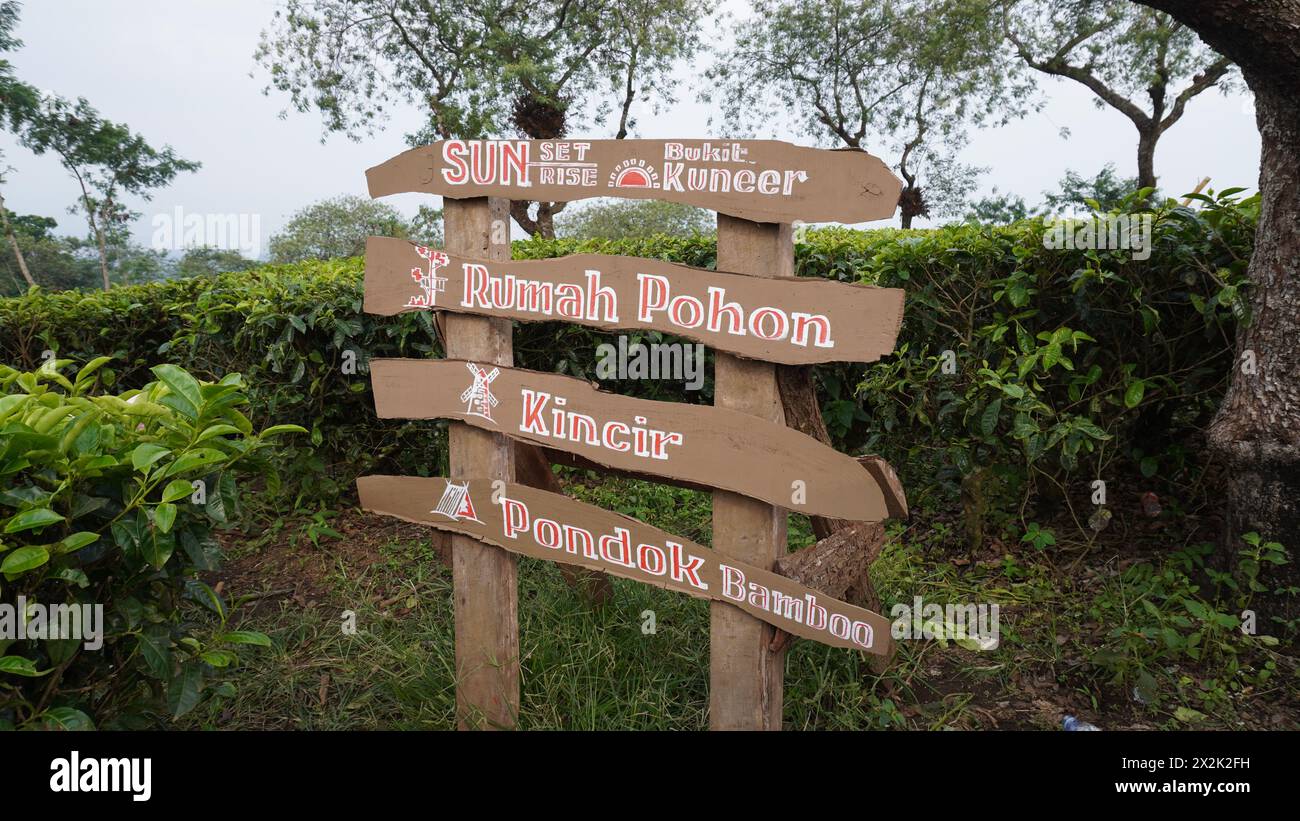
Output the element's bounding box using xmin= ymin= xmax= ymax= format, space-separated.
xmin=180 ymin=473 xmax=1298 ymax=731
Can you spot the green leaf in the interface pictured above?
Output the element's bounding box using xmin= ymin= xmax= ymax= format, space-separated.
xmin=980 ymin=398 xmax=1002 ymax=438
xmin=168 ymin=662 xmax=205 ymax=720
xmin=4 ymin=507 xmax=64 ymax=533
xmin=74 ymin=356 xmax=113 ymax=392
xmin=138 ymin=625 xmax=173 ymax=680
xmin=200 ymin=649 xmax=236 ymax=668
xmin=155 ymin=502 xmax=177 ymax=534
xmin=141 ymin=529 xmax=175 ymax=570
xmin=1 ymin=545 xmax=50 ymax=574
xmin=220 ymin=630 xmax=272 ymax=648
xmin=258 ymin=424 xmax=308 ymax=437
xmin=161 ymin=479 xmax=194 ymax=503
xmin=1124 ymin=379 xmax=1146 ymax=408
xmin=57 ymin=532 xmax=99 ymax=554
xmin=0 ymin=655 xmax=50 ymax=677
xmin=163 ymin=448 xmax=228 ymax=478
xmin=185 ymin=579 xmax=228 ymax=621
xmin=131 ymin=443 xmax=171 ymax=472
xmin=151 ymin=364 xmax=203 ymax=413
xmin=53 ymin=567 xmax=90 ymax=588
xmin=39 ymin=707 xmax=94 ymax=730
xmin=196 ymin=423 xmax=241 ymax=442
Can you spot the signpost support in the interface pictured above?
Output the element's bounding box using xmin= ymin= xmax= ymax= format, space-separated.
xmin=443 ymin=196 xmax=519 ymax=729
xmin=709 ymin=215 xmax=793 ymax=730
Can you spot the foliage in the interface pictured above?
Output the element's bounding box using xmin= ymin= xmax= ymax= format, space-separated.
xmin=857 ymin=187 xmax=1257 ymax=525
xmin=0 ymin=191 xmax=1256 ymax=529
xmin=554 ymin=199 xmax=714 ymax=240
xmin=0 ymin=359 xmax=301 ymax=729
xmin=255 ymin=0 xmax=704 ymax=143
xmin=173 ymin=247 xmax=259 ymax=279
xmin=1042 ymin=164 xmax=1144 ymax=215
xmin=254 ymin=0 xmax=706 ymax=236
xmin=0 ymin=219 xmax=171 ymax=296
xmin=966 ymin=187 xmax=1031 ymax=224
xmin=707 ymin=0 xmax=1032 ymax=225
xmin=0 ymin=2 xmax=199 ymax=289
xmin=966 ymin=166 xmax=1145 ymax=225
xmin=1087 ymin=536 xmax=1287 ymax=714
xmin=999 ymin=0 xmax=1237 ymax=187
xmin=269 ymin=195 xmax=421 ymax=264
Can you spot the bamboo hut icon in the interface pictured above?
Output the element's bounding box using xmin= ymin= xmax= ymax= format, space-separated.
xmin=431 ymin=480 xmax=481 ymax=523
xmin=460 ymin=362 xmax=500 ymax=422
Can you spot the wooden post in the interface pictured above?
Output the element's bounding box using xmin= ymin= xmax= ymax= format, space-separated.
xmin=443 ymin=197 xmax=519 ymax=729
xmin=709 ymin=215 xmax=792 ymax=730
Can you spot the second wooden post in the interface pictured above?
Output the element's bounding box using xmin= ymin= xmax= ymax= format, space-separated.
xmin=709 ymin=215 xmax=793 ymax=730
xmin=444 ymin=197 xmax=519 ymax=729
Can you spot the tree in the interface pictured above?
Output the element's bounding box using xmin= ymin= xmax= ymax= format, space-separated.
xmin=965 ymin=187 xmax=1030 ymax=223
xmin=269 ymin=194 xmax=414 ymax=263
xmin=1128 ymin=0 xmax=1300 ymax=604
xmin=0 ymin=169 xmax=35 ymax=288
xmin=174 ymin=246 xmax=259 ymax=278
xmin=409 ymin=203 xmax=444 ymax=247
xmin=1041 ymin=164 xmax=1142 ymax=214
xmin=255 ymin=0 xmax=705 ymax=238
xmin=1000 ymin=0 xmax=1236 ymax=191
xmin=15 ymin=94 xmax=200 ymax=290
xmin=0 ymin=1 xmax=43 ymax=288
xmin=554 ymin=198 xmax=712 ymax=239
xmin=708 ymin=0 xmax=1028 ymax=227
xmin=0 ymin=216 xmax=113 ymax=296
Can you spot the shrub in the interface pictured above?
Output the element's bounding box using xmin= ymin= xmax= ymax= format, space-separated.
xmin=0 ymin=358 xmax=302 ymax=728
xmin=856 ymin=189 xmax=1256 ymax=523
xmin=0 ymin=190 xmax=1255 ymax=530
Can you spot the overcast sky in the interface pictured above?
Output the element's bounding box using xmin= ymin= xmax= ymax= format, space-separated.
xmin=0 ymin=0 xmax=1262 ymax=257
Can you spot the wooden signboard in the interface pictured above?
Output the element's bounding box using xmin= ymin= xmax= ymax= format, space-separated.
xmin=370 ymin=358 xmax=893 ymax=521
xmin=358 ymin=136 xmax=906 ymax=731
xmin=358 ymin=476 xmax=893 ymax=655
xmin=366 ymin=139 xmax=903 ymax=224
xmin=364 ymin=237 xmax=904 ymax=365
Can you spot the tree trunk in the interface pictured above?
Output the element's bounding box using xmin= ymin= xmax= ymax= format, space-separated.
xmin=0 ymin=189 xmax=36 ymax=289
xmin=513 ymin=440 xmax=614 ymax=607
xmin=508 ymin=199 xmax=565 ymax=239
xmin=1136 ymin=126 xmax=1159 ymax=191
xmin=1132 ymin=0 xmax=1300 ymax=619
xmin=1204 ymin=80 xmax=1300 ymax=596
xmin=96 ymin=225 xmax=110 ymax=290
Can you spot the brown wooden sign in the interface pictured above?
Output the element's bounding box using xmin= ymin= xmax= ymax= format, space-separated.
xmin=357 ymin=475 xmax=893 ymax=655
xmin=364 ymin=237 xmax=904 ymax=365
xmin=370 ymin=358 xmax=893 ymax=521
xmin=366 ymin=139 xmax=902 ymax=223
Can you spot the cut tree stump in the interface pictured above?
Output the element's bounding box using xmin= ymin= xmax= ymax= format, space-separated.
xmin=774 ymin=365 xmax=907 ymax=667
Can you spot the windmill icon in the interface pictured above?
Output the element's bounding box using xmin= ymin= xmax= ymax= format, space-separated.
xmin=460 ymin=362 xmax=500 ymax=422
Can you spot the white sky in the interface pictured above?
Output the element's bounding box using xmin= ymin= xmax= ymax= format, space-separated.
xmin=0 ymin=0 xmax=1262 ymax=257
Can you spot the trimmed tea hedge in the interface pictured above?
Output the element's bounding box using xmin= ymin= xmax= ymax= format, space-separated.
xmin=0 ymin=190 xmax=1255 ymax=509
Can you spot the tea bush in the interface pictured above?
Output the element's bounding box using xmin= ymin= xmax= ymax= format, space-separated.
xmin=0 ymin=359 xmax=302 ymax=728
xmin=0 ymin=190 xmax=1254 ymax=527
xmin=856 ymin=189 xmax=1256 ymax=523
